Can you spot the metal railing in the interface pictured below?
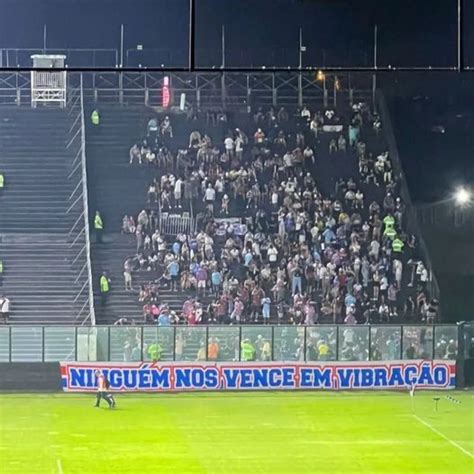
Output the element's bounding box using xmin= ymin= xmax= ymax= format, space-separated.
xmin=66 ymin=78 xmax=96 ymax=325
xmin=416 ymin=201 xmax=474 ymax=229
xmin=159 ymin=213 xmax=195 ymax=236
xmin=0 ymin=71 xmax=374 ymax=110
xmin=0 ymin=324 xmax=460 ymax=363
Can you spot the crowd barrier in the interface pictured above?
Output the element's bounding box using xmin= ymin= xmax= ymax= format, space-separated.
xmin=0 ymin=324 xmax=460 ymax=363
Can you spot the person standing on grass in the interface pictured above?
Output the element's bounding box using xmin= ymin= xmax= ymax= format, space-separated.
xmin=94 ymin=370 xmax=115 ymax=408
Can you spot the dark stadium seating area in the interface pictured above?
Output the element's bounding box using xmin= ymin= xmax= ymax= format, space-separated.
xmin=86 ymin=102 xmax=439 ymax=326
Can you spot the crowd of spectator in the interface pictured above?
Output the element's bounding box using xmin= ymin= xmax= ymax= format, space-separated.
xmin=120 ymin=102 xmax=439 ymax=328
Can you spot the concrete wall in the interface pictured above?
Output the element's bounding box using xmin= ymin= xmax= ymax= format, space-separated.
xmin=0 ymin=363 xmax=60 ymax=391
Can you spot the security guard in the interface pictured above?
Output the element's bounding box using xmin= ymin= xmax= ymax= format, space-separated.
xmin=241 ymin=339 xmax=255 ymax=361
xmin=383 ymin=214 xmax=395 ymax=230
xmin=392 ymin=236 xmax=405 ymax=254
xmin=383 ymin=225 xmax=397 ymax=240
xmin=91 ymin=109 xmax=100 ymax=126
xmin=99 ymin=272 xmax=111 ymax=306
xmin=94 ymin=211 xmax=104 ymax=243
xmin=147 ymin=342 xmax=163 ymax=362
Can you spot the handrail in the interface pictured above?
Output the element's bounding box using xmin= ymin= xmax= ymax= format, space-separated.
xmin=64 ymin=75 xmax=96 ymax=325
xmin=79 ymin=73 xmax=96 ymax=325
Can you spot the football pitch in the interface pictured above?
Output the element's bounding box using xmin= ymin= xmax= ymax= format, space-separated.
xmin=0 ymin=391 xmax=472 ymax=474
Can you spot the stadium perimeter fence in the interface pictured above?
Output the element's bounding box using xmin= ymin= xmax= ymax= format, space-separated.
xmin=0 ymin=324 xmax=463 ymax=364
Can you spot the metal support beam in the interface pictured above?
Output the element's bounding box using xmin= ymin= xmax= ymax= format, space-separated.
xmin=458 ymin=0 xmax=463 ymax=72
xmin=221 ymin=25 xmax=226 ymax=108
xmin=188 ymin=0 xmax=195 ymax=72
xmin=373 ymin=24 xmax=378 ymax=69
xmin=298 ymin=27 xmax=303 ymax=108
xmin=120 ymin=24 xmax=124 ymax=68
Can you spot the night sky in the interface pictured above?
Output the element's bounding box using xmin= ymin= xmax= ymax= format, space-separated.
xmin=0 ymin=0 xmax=473 ymax=203
xmin=0 ymin=0 xmax=469 ymax=68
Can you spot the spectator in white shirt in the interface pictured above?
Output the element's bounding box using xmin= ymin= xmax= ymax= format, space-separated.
xmin=0 ymin=296 xmax=10 ymax=323
xmin=224 ymin=136 xmax=234 ymax=158
xmin=174 ymin=178 xmax=183 ymax=209
xmin=204 ymin=184 xmax=216 ymax=214
xmin=303 ymin=146 xmax=315 ymax=166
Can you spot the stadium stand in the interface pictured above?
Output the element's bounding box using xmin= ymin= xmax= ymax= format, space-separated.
xmin=0 ymin=107 xmax=92 ymax=324
xmin=87 ymin=102 xmax=439 ymax=326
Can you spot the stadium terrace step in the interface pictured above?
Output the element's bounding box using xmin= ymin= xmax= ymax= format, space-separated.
xmin=0 ymin=107 xmax=91 ymax=324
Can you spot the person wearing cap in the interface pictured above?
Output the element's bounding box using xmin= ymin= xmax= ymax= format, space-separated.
xmin=94 ymin=370 xmax=115 ymax=408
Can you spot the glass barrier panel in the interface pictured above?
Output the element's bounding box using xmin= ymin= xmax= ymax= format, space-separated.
xmin=370 ymin=326 xmax=401 ymax=361
xmin=338 ymin=326 xmax=369 ymax=361
xmin=0 ymin=327 xmax=10 ymax=362
xmin=273 ymin=326 xmax=305 ymax=361
xmin=110 ymin=326 xmax=142 ymax=362
xmin=175 ymin=327 xmax=206 ymax=362
xmin=143 ymin=327 xmax=174 ymax=362
xmin=208 ymin=326 xmax=239 ymax=362
xmin=241 ymin=326 xmax=272 ymax=362
xmin=77 ymin=326 xmax=109 ymax=362
xmin=306 ymin=326 xmax=337 ymax=361
xmin=402 ymin=326 xmax=434 ymax=360
xmin=434 ymin=326 xmax=458 ymax=360
xmin=44 ymin=327 xmax=76 ymax=362
xmin=11 ymin=327 xmax=43 ymax=362
xmin=464 ymin=323 xmax=474 ymax=359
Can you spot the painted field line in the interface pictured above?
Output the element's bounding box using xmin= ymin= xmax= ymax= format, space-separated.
xmin=413 ymin=415 xmax=473 ymax=459
xmin=56 ymin=458 xmax=64 ymax=474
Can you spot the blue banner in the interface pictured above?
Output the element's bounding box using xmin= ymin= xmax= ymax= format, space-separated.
xmin=60 ymin=360 xmax=456 ymax=392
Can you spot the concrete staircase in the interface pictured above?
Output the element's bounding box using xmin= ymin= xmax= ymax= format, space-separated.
xmin=0 ymin=108 xmax=70 ymax=233
xmin=91 ymin=233 xmax=200 ymax=324
xmin=86 ymin=106 xmax=154 ymax=323
xmin=0 ymin=107 xmax=87 ymax=324
xmin=85 ymin=106 xmax=214 ymax=324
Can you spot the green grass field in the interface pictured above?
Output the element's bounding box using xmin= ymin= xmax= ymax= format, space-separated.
xmin=0 ymin=391 xmax=473 ymax=473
